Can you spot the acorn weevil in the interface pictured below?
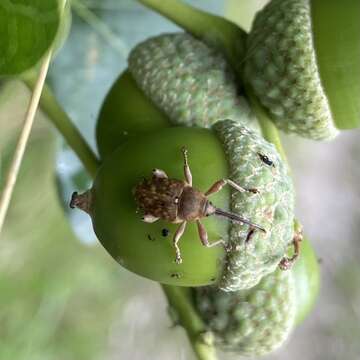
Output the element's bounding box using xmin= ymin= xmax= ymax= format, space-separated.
xmin=134 ymin=147 xmax=266 ymax=264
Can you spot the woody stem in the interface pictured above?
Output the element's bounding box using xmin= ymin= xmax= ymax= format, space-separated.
xmin=23 ymin=75 xmax=100 ymax=178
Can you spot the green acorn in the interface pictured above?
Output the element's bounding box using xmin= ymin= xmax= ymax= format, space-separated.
xmin=73 ymin=120 xmax=294 ymax=291
xmin=138 ymin=0 xmax=360 ymax=140
xmin=97 ymin=32 xmax=258 ymax=159
xmin=192 ymin=238 xmax=319 ymax=356
xmin=128 ymin=33 xmax=257 ymax=131
xmin=92 ymin=30 xmax=295 ymax=291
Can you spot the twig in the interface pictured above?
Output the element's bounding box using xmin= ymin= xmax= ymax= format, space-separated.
xmin=0 ymin=51 xmax=53 ymax=236
xmin=22 ymin=79 xmax=100 ymax=178
xmin=162 ymin=286 xmax=218 ymax=360
xmin=71 ymin=0 xmax=129 ymax=58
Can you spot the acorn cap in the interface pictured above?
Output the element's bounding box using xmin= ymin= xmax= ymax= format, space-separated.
xmin=214 ymin=120 xmax=294 ymax=291
xmin=128 ymin=32 xmax=258 ymax=131
xmin=194 ymin=269 xmax=295 ymax=355
xmin=244 ymin=0 xmax=339 ymax=140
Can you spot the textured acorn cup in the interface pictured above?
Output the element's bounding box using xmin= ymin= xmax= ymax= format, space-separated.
xmin=193 ymin=270 xmax=295 ymax=356
xmin=192 ymin=238 xmax=319 ymax=356
xmin=128 ymin=32 xmax=258 ymax=130
xmin=97 ymin=32 xmax=258 ymax=159
xmin=87 ymin=120 xmax=294 ymax=290
xmin=244 ymin=0 xmax=360 ymax=140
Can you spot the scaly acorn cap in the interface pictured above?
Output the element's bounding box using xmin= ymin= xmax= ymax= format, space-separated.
xmin=128 ymin=32 xmax=258 ymax=132
xmin=193 ymin=269 xmax=295 ymax=356
xmin=214 ymin=120 xmax=294 ymax=291
xmin=245 ymin=0 xmax=360 ymax=140
xmin=137 ymin=0 xmax=360 ymax=139
xmin=244 ymin=0 xmax=336 ymax=140
xmin=192 ymin=238 xmax=319 ymax=356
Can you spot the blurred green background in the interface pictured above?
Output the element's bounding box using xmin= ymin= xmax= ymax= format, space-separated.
xmin=1 ymin=1 xmax=360 ymax=359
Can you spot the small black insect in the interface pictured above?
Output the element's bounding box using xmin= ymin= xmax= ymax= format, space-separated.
xmin=258 ymin=152 xmax=275 ymax=167
xmin=162 ymin=228 xmax=170 ymax=237
xmin=147 ymin=234 xmax=155 ymax=241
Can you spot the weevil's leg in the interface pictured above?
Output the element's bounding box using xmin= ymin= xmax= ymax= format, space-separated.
xmin=152 ymin=168 xmax=168 ymax=179
xmin=173 ymin=221 xmax=187 ymax=264
xmin=245 ymin=227 xmax=256 ymax=243
xmin=181 ymin=147 xmax=192 ymax=186
xmin=205 ymin=179 xmax=258 ymax=196
xmin=197 ymin=220 xmax=227 ymax=249
xmin=142 ymin=214 xmax=159 ymax=223
xmin=279 ymin=229 xmax=303 ymax=270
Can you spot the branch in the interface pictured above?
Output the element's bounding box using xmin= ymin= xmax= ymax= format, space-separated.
xmin=163 ymin=286 xmax=218 ymax=360
xmin=23 ymin=77 xmax=100 ymax=179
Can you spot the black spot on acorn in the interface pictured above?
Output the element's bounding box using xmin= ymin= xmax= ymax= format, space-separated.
xmin=162 ymin=228 xmax=170 ymax=237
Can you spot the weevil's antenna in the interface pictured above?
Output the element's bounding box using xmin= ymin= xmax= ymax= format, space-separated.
xmin=214 ymin=208 xmax=266 ymax=233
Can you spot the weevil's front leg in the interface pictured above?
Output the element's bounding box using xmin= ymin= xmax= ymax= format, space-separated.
xmin=173 ymin=221 xmax=187 ymax=264
xmin=152 ymin=168 xmax=168 ymax=179
xmin=279 ymin=229 xmax=303 ymax=270
xmin=197 ymin=220 xmax=227 ymax=249
xmin=181 ymin=147 xmax=192 ymax=186
xmin=205 ymin=179 xmax=258 ymax=196
xmin=142 ymin=214 xmax=159 ymax=223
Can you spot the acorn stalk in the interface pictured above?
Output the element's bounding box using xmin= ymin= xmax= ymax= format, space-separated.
xmin=23 ymin=80 xmax=100 ymax=177
xmin=163 ymin=286 xmax=218 ymax=360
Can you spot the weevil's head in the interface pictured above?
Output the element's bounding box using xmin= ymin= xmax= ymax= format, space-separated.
xmin=203 ymin=200 xmax=217 ymax=218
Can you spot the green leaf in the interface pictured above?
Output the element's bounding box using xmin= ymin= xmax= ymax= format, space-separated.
xmin=0 ymin=0 xmax=60 ymax=75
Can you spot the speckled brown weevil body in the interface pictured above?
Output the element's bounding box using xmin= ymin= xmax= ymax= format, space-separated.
xmin=134 ymin=147 xmax=266 ymax=264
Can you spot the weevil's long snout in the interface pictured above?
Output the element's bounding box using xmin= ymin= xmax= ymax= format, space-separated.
xmin=214 ymin=208 xmax=266 ymax=233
